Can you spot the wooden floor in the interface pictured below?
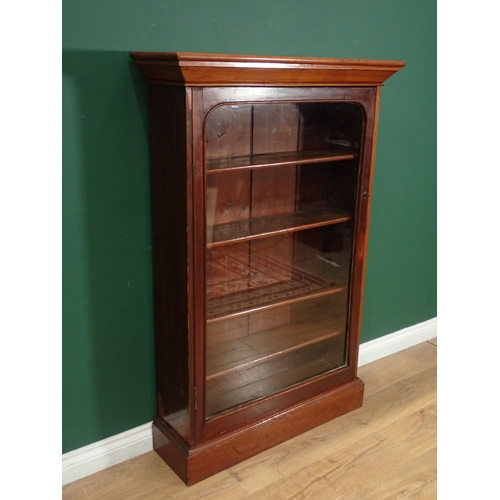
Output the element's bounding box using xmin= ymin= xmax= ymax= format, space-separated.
xmin=63 ymin=340 xmax=437 ymax=500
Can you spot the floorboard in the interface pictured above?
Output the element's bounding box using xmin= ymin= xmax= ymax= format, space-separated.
xmin=62 ymin=340 xmax=437 ymax=500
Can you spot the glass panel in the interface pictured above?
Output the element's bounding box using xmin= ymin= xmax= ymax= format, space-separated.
xmin=204 ymin=101 xmax=363 ymax=418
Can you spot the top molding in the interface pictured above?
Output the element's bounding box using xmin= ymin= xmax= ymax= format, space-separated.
xmin=130 ymin=52 xmax=405 ymax=87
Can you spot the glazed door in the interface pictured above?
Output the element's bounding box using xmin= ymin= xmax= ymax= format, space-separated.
xmin=194 ymin=87 xmax=377 ymax=440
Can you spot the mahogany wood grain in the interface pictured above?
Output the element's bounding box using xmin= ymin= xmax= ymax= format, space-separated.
xmin=130 ymin=52 xmax=405 ymax=484
xmin=249 ymin=104 xmax=299 ymax=222
xmin=205 ymin=334 xmax=346 ymax=417
xmin=202 ymin=362 xmax=356 ymax=439
xmin=343 ymin=87 xmax=378 ymax=374
xmin=206 ymin=295 xmax=346 ymax=380
xmin=154 ymin=377 xmax=364 ymax=485
xmin=206 ymin=148 xmax=358 ymax=173
xmin=352 ymin=87 xmax=382 ymax=363
xmin=148 ymin=85 xmax=191 ymax=442
xmin=208 ymin=207 xmax=352 ymax=248
xmin=152 ymin=419 xmax=189 ymax=485
xmin=129 ymin=52 xmax=405 ymax=87
xmin=206 ymin=314 xmax=250 ymax=348
xmin=205 ymin=104 xmax=253 ymax=161
xmin=201 ymin=87 xmax=374 ymax=111
xmin=207 ymin=284 xmax=346 ymax=323
xmin=200 ymin=87 xmax=373 ymax=440
xmin=206 ymin=356 xmax=341 ymax=417
xmin=249 ymin=103 xmax=298 ymax=318
xmin=204 ymin=104 xmax=252 ymax=367
xmin=205 ymin=288 xmax=347 ymax=397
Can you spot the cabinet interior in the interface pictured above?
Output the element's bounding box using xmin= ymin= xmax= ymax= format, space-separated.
xmin=204 ymin=101 xmax=363 ymax=418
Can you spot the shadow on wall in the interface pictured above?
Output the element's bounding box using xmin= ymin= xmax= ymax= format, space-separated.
xmin=62 ymin=50 xmax=156 ymax=452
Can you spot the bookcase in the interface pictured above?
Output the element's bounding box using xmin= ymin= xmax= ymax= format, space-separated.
xmin=131 ymin=52 xmax=405 ymax=485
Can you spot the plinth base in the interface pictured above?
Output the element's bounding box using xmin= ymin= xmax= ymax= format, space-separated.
xmin=153 ymin=377 xmax=364 ymax=486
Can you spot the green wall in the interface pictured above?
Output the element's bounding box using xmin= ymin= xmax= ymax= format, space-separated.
xmin=63 ymin=0 xmax=436 ymax=453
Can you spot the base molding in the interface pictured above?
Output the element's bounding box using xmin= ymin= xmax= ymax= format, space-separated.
xmin=153 ymin=378 xmax=364 ymax=485
xmin=358 ymin=317 xmax=437 ymax=367
xmin=62 ymin=422 xmax=152 ymax=486
xmin=62 ymin=316 xmax=437 ymax=486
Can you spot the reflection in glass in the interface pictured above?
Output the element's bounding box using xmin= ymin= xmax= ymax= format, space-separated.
xmin=204 ymin=102 xmax=363 ymax=418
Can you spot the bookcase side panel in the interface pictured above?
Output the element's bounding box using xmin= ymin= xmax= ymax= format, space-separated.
xmin=149 ymin=85 xmax=192 ymax=444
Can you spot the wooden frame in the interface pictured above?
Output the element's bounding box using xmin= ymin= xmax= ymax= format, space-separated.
xmin=131 ymin=52 xmax=405 ymax=485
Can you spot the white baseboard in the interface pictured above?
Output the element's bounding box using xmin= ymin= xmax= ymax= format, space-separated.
xmin=358 ymin=317 xmax=437 ymax=367
xmin=62 ymin=422 xmax=153 ymax=486
xmin=62 ymin=316 xmax=436 ymax=486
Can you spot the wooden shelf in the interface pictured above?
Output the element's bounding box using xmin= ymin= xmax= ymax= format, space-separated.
xmin=208 ymin=284 xmax=345 ymax=323
xmin=206 ymin=294 xmax=346 ymax=380
xmin=207 ymin=208 xmax=351 ymax=248
xmin=206 ymin=357 xmax=340 ymax=417
xmin=206 ymin=148 xmax=357 ymax=174
xmin=207 ymin=241 xmax=351 ymax=322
